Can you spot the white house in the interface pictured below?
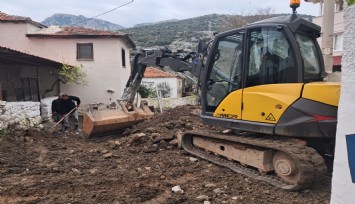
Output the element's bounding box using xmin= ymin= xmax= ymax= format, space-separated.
xmin=142 ymin=67 xmax=184 ymax=98
xmin=0 ymin=12 xmax=135 ymax=107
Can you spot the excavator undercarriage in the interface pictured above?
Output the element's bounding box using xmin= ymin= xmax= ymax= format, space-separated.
xmin=181 ymin=131 xmax=327 ymax=191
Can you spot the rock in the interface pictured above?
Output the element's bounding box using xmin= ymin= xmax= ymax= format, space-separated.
xmin=144 ymin=167 xmax=152 ymax=171
xmin=101 ymin=149 xmax=109 ymax=154
xmin=159 ymin=140 xmax=168 ymax=148
xmin=172 ymin=185 xmax=184 ymax=194
xmin=169 ymin=139 xmax=179 ymax=147
xmin=68 ymin=150 xmax=75 ymax=154
xmin=71 ymin=168 xmax=81 ymax=174
xmin=90 ymin=168 xmax=98 ymax=174
xmin=205 ymin=183 xmax=217 ymax=188
xmin=222 ymin=129 xmax=232 ymax=134
xmin=189 ymin=157 xmax=199 ymax=162
xmin=151 ymin=132 xmax=161 ymax=138
xmin=103 ymin=153 xmax=113 ymax=158
xmin=145 ymin=127 xmax=156 ymax=133
xmin=136 ymin=133 xmax=146 ymax=137
xmin=196 ymin=195 xmax=209 ymax=201
xmin=37 ymin=124 xmax=44 ymax=129
xmin=213 ymin=188 xmax=223 ymax=194
xmin=160 ymin=175 xmax=166 ymax=180
xmin=204 ymin=201 xmax=211 ymax=204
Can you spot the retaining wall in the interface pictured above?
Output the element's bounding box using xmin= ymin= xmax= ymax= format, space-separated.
xmin=0 ymin=101 xmax=42 ymax=130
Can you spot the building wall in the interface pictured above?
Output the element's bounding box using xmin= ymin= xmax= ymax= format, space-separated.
xmin=27 ymin=38 xmax=131 ymax=106
xmin=331 ymin=5 xmax=355 ymax=203
xmin=313 ymin=10 xmax=344 ymax=56
xmin=142 ymin=77 xmax=182 ymax=98
xmin=0 ymin=22 xmax=132 ymax=107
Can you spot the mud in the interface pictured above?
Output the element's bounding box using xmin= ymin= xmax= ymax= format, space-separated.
xmin=0 ymin=105 xmax=331 ymax=203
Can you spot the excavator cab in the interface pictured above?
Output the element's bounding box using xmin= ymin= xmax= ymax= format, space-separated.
xmin=199 ymin=14 xmax=337 ymax=138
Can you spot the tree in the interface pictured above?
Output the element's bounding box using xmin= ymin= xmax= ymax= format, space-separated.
xmin=43 ymin=63 xmax=87 ymax=98
xmin=222 ymin=7 xmax=275 ymax=31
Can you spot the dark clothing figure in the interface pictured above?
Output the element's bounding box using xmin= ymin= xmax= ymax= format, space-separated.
xmin=60 ymin=95 xmax=81 ymax=131
xmin=51 ymin=98 xmax=62 ymax=122
xmin=60 ymin=96 xmax=81 ymax=114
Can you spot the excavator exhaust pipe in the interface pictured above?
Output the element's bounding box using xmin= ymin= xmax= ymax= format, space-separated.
xmin=83 ymin=100 xmax=154 ymax=137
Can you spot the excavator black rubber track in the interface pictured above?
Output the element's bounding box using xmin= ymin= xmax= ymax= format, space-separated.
xmin=181 ymin=131 xmax=327 ymax=191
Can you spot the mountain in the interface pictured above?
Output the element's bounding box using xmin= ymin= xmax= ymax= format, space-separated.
xmin=121 ymin=13 xmax=314 ymax=51
xmin=41 ymin=14 xmax=125 ymax=30
xmin=133 ymin=19 xmax=179 ymax=28
xmin=121 ymin=14 xmax=226 ymax=51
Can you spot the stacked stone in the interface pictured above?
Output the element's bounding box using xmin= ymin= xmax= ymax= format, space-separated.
xmin=40 ymin=97 xmax=57 ymax=121
xmin=0 ymin=101 xmax=43 ymax=131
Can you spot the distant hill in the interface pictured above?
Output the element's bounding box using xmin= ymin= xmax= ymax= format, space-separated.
xmin=41 ymin=14 xmax=125 ymax=30
xmin=133 ymin=19 xmax=179 ymax=28
xmin=121 ymin=14 xmax=226 ymax=51
xmin=121 ymin=13 xmax=314 ymax=51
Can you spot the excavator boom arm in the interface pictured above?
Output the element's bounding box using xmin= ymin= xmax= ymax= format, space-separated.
xmin=121 ymin=49 xmax=203 ymax=107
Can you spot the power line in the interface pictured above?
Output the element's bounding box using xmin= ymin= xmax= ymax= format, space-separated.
xmin=87 ymin=0 xmax=134 ymax=20
xmin=76 ymin=0 xmax=134 ymax=24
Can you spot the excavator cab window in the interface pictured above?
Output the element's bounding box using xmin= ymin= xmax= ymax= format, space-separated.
xmin=295 ymin=33 xmax=322 ymax=81
xmin=206 ymin=32 xmax=244 ymax=108
xmin=246 ymin=27 xmax=298 ymax=87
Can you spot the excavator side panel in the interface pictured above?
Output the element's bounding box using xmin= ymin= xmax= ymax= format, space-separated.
xmin=302 ymin=82 xmax=340 ymax=107
xmin=213 ymin=89 xmax=243 ymax=120
xmin=241 ymin=83 xmax=303 ymax=124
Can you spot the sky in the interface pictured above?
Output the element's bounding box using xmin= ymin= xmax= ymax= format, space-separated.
xmin=0 ymin=0 xmax=320 ymax=28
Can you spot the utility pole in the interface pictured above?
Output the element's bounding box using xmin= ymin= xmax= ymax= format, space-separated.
xmin=321 ymin=0 xmax=335 ymax=74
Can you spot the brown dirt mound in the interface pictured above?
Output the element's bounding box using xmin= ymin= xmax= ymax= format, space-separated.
xmin=0 ymin=105 xmax=331 ymax=203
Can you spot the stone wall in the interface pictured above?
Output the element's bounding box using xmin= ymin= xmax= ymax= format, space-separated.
xmin=40 ymin=96 xmax=57 ymax=121
xmin=0 ymin=101 xmax=42 ymax=131
xmin=144 ymin=95 xmax=199 ymax=110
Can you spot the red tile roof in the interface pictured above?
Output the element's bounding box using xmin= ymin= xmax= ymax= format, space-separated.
xmin=27 ymin=26 xmax=136 ymax=48
xmin=0 ymin=12 xmax=46 ymax=28
xmin=333 ymin=55 xmax=342 ymax=66
xmin=144 ymin=67 xmax=178 ymax=78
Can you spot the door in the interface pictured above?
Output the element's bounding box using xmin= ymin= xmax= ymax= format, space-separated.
xmin=204 ymin=31 xmax=244 ymax=120
xmin=242 ymin=27 xmax=302 ymax=123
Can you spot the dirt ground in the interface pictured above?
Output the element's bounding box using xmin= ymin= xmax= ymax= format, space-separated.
xmin=0 ymin=105 xmax=331 ymax=204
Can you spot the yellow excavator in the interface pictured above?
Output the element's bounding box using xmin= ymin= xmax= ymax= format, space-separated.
xmin=83 ymin=0 xmax=340 ymax=191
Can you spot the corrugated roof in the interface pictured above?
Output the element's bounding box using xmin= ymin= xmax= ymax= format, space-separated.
xmin=144 ymin=67 xmax=178 ymax=78
xmin=27 ymin=26 xmax=136 ymax=48
xmin=0 ymin=12 xmax=46 ymax=28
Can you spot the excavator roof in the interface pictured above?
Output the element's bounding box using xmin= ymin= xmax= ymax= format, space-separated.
xmin=249 ymin=14 xmax=321 ymax=37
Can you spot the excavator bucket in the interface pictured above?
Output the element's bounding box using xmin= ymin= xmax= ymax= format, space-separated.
xmin=83 ymin=100 xmax=153 ymax=137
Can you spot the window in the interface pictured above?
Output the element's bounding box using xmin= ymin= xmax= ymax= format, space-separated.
xmin=246 ymin=27 xmax=297 ymax=87
xmin=206 ymin=32 xmax=244 ymax=107
xmin=295 ymin=34 xmax=322 ymax=80
xmin=333 ymin=33 xmax=343 ymax=51
xmin=121 ymin=48 xmax=126 ymax=67
xmin=77 ymin=43 xmax=93 ymax=60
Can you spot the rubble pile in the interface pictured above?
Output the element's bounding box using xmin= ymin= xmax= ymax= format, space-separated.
xmin=0 ymin=105 xmax=331 ymax=203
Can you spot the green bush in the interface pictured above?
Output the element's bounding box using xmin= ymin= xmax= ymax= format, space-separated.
xmin=138 ymin=84 xmax=156 ymax=98
xmin=347 ymin=0 xmax=355 ymax=5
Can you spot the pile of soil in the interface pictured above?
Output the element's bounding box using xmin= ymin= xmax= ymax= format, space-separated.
xmin=0 ymin=105 xmax=331 ymax=203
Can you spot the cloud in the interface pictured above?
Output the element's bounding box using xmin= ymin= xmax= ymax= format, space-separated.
xmin=0 ymin=0 xmax=319 ymax=27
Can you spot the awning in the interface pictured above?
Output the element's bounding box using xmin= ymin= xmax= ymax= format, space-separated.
xmin=0 ymin=46 xmax=63 ymax=67
xmin=333 ymin=55 xmax=342 ymax=66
